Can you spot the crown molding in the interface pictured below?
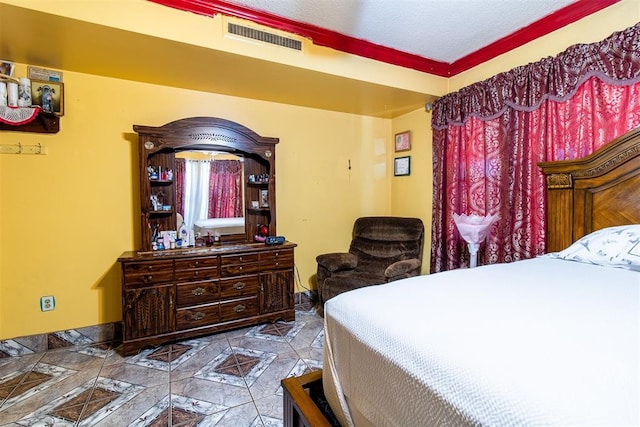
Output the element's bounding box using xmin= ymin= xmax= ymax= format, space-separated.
xmin=150 ymin=0 xmax=620 ymax=77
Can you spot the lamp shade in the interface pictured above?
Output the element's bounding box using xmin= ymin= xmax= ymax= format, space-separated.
xmin=453 ymin=213 xmax=499 ymax=267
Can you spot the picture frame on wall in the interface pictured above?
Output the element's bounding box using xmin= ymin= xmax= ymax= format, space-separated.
xmin=260 ymin=189 xmax=269 ymax=207
xmin=0 ymin=60 xmax=14 ymax=77
xmin=394 ymin=156 xmax=411 ymax=176
xmin=394 ymin=130 xmax=411 ymax=152
xmin=30 ymin=80 xmax=64 ymax=116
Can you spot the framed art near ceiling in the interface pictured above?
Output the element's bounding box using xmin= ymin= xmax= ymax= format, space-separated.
xmin=394 ymin=156 xmax=411 ymax=176
xmin=0 ymin=60 xmax=14 ymax=77
xmin=394 ymin=130 xmax=411 ymax=152
xmin=31 ymin=80 xmax=64 ymax=116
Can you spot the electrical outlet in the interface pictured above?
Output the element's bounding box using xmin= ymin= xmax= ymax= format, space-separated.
xmin=40 ymin=296 xmax=55 ymax=312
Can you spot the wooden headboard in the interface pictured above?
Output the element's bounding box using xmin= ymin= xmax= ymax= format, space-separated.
xmin=539 ymin=128 xmax=640 ymax=252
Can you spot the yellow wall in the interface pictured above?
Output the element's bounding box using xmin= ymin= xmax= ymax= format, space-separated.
xmin=0 ymin=67 xmax=393 ymax=339
xmin=1 ymin=1 xmax=638 ymax=340
xmin=390 ymin=109 xmax=433 ymax=273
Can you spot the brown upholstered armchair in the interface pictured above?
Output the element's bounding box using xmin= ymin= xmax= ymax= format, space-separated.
xmin=316 ymin=216 xmax=424 ymax=306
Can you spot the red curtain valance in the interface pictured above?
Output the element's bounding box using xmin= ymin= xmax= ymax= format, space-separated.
xmin=432 ymin=22 xmax=640 ymax=130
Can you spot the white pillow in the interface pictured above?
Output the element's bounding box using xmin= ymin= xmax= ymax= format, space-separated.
xmin=550 ymin=225 xmax=640 ymax=271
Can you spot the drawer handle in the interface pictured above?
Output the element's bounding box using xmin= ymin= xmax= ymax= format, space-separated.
xmin=192 ymin=312 xmax=205 ymax=321
xmin=233 ymin=282 xmax=246 ymax=290
xmin=192 ymin=287 xmax=205 ymax=296
xmin=234 ymin=304 xmax=246 ymax=313
xmin=147 ymin=265 xmax=154 ymax=271
xmin=146 ymin=275 xmax=153 ymax=282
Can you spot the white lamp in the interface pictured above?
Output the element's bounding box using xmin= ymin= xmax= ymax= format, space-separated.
xmin=453 ymin=213 xmax=499 ymax=268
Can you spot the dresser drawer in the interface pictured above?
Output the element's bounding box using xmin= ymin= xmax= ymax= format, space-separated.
xmin=175 ymin=257 xmax=219 ymax=282
xmin=220 ymin=253 xmax=260 ymax=276
xmin=176 ymin=280 xmax=219 ymax=307
xmin=220 ymin=296 xmax=259 ymax=322
xmin=219 ymin=275 xmax=259 ymax=299
xmin=175 ymin=256 xmax=219 ymax=270
xmin=123 ymin=260 xmax=173 ymax=286
xmin=175 ymin=267 xmax=219 ymax=282
xmin=176 ymin=303 xmax=220 ymax=330
xmin=260 ymin=249 xmax=294 ymax=269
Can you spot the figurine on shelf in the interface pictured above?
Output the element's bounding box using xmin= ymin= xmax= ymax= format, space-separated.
xmin=150 ymin=195 xmax=160 ymax=211
xmin=147 ymin=166 xmax=159 ymax=180
xmin=37 ymin=84 xmax=55 ymax=113
xmin=254 ymin=224 xmax=269 ymax=242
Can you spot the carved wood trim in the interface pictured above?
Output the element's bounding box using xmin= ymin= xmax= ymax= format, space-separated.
xmin=571 ymin=143 xmax=640 ymax=178
xmin=545 ymin=173 xmax=572 ymax=189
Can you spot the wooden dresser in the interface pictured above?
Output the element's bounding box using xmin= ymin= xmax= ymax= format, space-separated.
xmin=118 ymin=242 xmax=296 ymax=355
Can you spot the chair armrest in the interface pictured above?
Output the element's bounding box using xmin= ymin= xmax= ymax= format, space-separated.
xmin=316 ymin=253 xmax=358 ymax=272
xmin=385 ymin=258 xmax=421 ymax=280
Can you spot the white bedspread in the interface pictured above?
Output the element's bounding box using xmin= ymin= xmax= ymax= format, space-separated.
xmin=323 ymin=257 xmax=640 ymax=426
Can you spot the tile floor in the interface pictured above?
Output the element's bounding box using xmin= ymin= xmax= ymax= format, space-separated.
xmin=0 ymin=306 xmax=324 ymax=426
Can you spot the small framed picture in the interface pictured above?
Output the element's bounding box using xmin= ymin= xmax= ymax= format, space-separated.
xmin=260 ymin=189 xmax=269 ymax=207
xmin=394 ymin=131 xmax=411 ymax=152
xmin=394 ymin=156 xmax=411 ymax=176
xmin=0 ymin=60 xmax=14 ymax=77
xmin=31 ymin=80 xmax=64 ymax=116
xmin=251 ymin=200 xmax=260 ymax=209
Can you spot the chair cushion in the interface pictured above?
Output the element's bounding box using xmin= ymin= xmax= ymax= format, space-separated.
xmin=350 ymin=217 xmax=424 ymax=276
xmin=321 ymin=272 xmax=386 ymax=302
xmin=316 ymin=252 xmax=358 ymax=272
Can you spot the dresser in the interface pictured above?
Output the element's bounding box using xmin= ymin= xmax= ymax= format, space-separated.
xmin=120 ymin=117 xmax=296 ymax=355
xmin=118 ymin=242 xmax=296 ymax=355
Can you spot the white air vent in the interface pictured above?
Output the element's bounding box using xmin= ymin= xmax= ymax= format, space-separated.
xmin=227 ymin=22 xmax=302 ymax=51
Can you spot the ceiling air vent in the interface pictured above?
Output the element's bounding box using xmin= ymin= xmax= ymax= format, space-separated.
xmin=227 ymin=22 xmax=302 ymax=51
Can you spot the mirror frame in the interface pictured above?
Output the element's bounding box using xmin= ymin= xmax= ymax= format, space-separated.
xmin=134 ymin=117 xmax=279 ymax=251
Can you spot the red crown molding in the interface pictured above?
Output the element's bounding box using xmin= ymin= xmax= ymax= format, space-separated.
xmin=150 ymin=0 xmax=619 ymax=77
xmin=450 ymin=0 xmax=621 ymax=75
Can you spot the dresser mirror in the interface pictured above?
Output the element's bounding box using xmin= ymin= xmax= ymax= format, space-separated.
xmin=175 ymin=150 xmax=245 ymax=240
xmin=133 ymin=117 xmax=278 ymax=251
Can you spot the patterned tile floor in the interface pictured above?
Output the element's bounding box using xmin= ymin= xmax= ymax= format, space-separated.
xmin=0 ymin=307 xmax=324 ymax=426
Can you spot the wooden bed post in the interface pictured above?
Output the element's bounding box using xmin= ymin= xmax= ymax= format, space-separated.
xmin=543 ymin=173 xmax=574 ymax=253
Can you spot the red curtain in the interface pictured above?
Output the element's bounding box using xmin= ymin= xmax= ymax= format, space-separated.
xmin=208 ymin=160 xmax=243 ymax=218
xmin=431 ymin=23 xmax=640 ymax=272
xmin=175 ymin=158 xmax=185 ymax=217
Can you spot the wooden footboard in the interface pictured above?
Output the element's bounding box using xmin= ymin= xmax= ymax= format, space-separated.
xmin=282 ymin=369 xmax=339 ymax=427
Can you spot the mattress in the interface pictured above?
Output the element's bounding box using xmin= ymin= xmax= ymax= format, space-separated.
xmin=323 ymin=257 xmax=640 ymax=426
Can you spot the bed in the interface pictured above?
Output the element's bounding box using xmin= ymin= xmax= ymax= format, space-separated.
xmin=193 ymin=217 xmax=245 ymax=236
xmin=282 ymin=128 xmax=640 ymax=426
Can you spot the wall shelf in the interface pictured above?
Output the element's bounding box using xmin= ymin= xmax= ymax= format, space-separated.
xmin=0 ymin=109 xmax=60 ymax=133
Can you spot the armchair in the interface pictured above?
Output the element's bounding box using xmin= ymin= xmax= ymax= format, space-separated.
xmin=316 ymin=216 xmax=424 ymax=306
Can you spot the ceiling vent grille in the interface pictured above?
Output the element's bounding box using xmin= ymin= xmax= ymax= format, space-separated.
xmin=227 ymin=22 xmax=302 ymax=51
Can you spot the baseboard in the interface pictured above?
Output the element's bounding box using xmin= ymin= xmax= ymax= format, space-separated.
xmin=1 ymin=291 xmax=318 ymax=358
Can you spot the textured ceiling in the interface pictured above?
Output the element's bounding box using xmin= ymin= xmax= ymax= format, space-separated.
xmin=224 ymin=0 xmax=576 ymax=63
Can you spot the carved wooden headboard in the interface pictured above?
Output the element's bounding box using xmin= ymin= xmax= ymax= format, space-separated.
xmin=539 ymin=128 xmax=640 ymax=252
